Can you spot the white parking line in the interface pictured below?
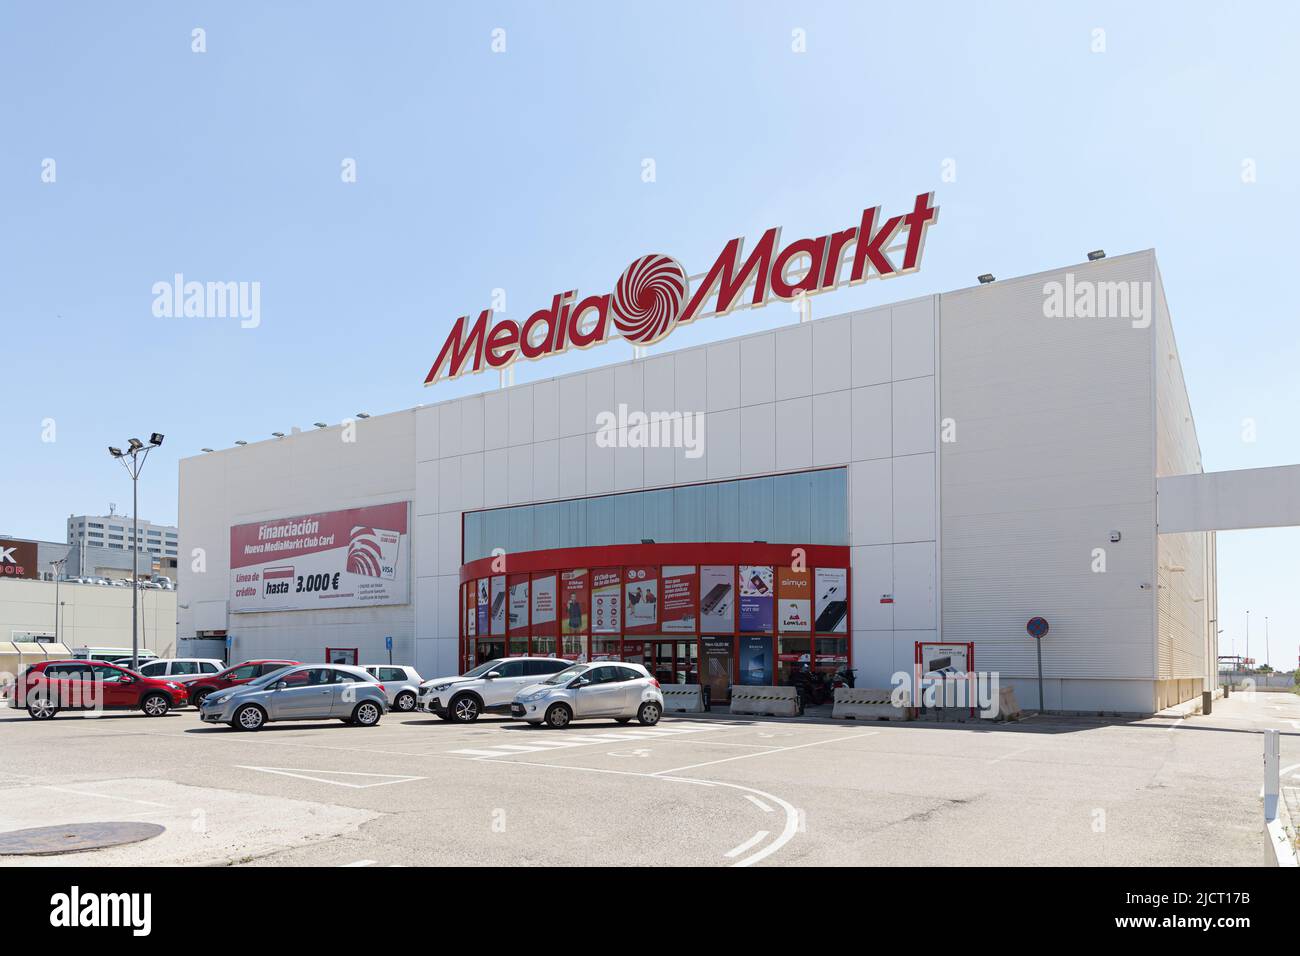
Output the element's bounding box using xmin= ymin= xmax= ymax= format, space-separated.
xmin=650 ymin=732 xmax=878 ymax=776
xmin=744 ymin=794 xmax=773 ymax=813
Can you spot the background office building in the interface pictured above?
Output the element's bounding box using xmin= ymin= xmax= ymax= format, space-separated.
xmin=179 ymin=250 xmax=1219 ymax=715
xmin=67 ymin=513 xmax=179 ymax=560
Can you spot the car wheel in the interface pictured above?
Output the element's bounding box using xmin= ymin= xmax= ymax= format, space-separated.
xmin=544 ymin=703 xmax=572 ymax=729
xmin=394 ymin=691 xmax=417 ymax=712
xmin=234 ymin=704 xmax=266 ymax=731
xmin=191 ymin=689 xmax=212 ymax=708
xmin=27 ymin=698 xmax=57 ymax=720
xmin=449 ymin=694 xmax=481 ymax=723
xmin=141 ymin=693 xmax=170 ymax=717
xmin=352 ymin=701 xmax=382 ymax=727
xmin=637 ymin=701 xmax=661 ymax=726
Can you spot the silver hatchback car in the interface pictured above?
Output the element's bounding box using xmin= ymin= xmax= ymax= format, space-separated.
xmin=510 ymin=661 xmax=664 ymax=728
xmin=199 ymin=664 xmax=388 ymax=731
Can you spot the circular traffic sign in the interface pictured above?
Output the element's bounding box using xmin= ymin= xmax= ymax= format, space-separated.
xmin=1027 ymin=616 xmax=1049 ymax=639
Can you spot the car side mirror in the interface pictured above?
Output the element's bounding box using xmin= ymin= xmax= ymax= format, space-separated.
xmin=273 ymin=681 xmax=288 ymax=691
xmin=485 ymin=671 xmax=501 ymax=680
xmin=570 ymin=677 xmax=589 ymax=688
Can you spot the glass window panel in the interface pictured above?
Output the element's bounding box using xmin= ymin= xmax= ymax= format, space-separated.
xmin=507 ymin=506 xmax=533 ymax=554
xmin=533 ymin=502 xmax=560 ymax=552
xmin=642 ymin=488 xmax=674 ymax=543
xmin=738 ymin=476 xmax=774 ymax=542
xmin=483 ymin=510 xmax=509 ymax=558
xmin=613 ymin=490 xmax=643 ymax=544
xmin=810 ymin=468 xmax=848 ymax=545
xmin=585 ymin=495 xmax=616 ymax=546
xmin=773 ymin=471 xmax=812 ymax=543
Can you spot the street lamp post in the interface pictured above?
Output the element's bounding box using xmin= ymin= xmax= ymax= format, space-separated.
xmin=108 ymin=434 xmax=164 ymax=670
xmin=50 ymin=557 xmax=66 ymax=642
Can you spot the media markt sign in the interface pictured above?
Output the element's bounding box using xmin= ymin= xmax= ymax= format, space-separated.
xmin=424 ymin=192 xmax=939 ymax=384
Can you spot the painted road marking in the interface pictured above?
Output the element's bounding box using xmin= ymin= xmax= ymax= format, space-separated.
xmin=236 ymin=766 xmax=427 ymax=789
xmin=448 ymin=723 xmax=732 ymax=760
xmin=725 ymin=830 xmax=769 ymax=859
xmin=744 ymin=794 xmax=773 ymax=812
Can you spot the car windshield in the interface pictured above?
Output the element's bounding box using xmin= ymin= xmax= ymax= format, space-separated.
xmin=245 ymin=665 xmax=297 ymax=688
xmin=544 ymin=664 xmax=587 ymax=685
xmin=461 ymin=659 xmax=503 ymax=679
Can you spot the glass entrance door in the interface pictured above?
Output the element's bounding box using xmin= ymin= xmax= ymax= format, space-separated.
xmin=645 ymin=640 xmax=698 ymax=685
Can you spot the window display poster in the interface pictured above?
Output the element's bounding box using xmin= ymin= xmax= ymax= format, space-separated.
xmin=507 ymin=574 xmax=530 ymax=634
xmin=623 ymin=566 xmax=659 ymax=632
xmin=591 ymin=567 xmax=622 ymax=634
xmin=814 ymin=568 xmax=849 ymax=633
xmin=465 ymin=583 xmax=477 ymax=637
xmin=560 ymin=569 xmax=589 ymax=635
xmin=489 ymin=575 xmax=506 ymax=635
xmin=777 ymin=566 xmax=811 ymax=633
xmin=660 ymin=565 xmax=697 ymax=633
xmin=476 ymin=578 xmax=489 ymax=636
xmin=738 ymin=635 xmax=773 ymax=685
xmin=739 ymin=565 xmax=774 ymax=633
xmin=699 ymin=565 xmax=735 ymax=631
xmin=531 ymin=573 xmax=557 ymax=635
xmin=701 ymin=635 xmax=732 ymax=703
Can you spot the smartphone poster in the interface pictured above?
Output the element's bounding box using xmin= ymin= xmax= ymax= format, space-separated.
xmin=738 ymin=635 xmax=773 ymax=685
xmin=660 ymin=565 xmax=697 ymax=633
xmin=623 ymin=565 xmax=659 ymax=632
xmin=591 ymin=567 xmax=622 ymax=634
xmin=531 ymin=573 xmax=557 ymax=635
xmin=507 ymin=574 xmax=530 ymax=633
xmin=560 ymin=569 xmax=589 ymax=635
xmin=777 ymin=566 xmax=811 ymax=633
xmin=699 ymin=565 xmax=735 ymax=631
xmin=465 ymin=583 xmax=477 ymax=637
xmin=814 ymin=567 xmax=849 ymax=633
xmin=476 ymin=578 xmax=490 ymax=636
xmin=739 ymin=565 xmax=774 ymax=633
xmin=489 ymin=575 xmax=507 ymax=635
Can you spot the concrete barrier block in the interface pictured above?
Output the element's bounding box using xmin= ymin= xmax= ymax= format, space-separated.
xmin=661 ymin=683 xmax=705 ymax=714
xmin=980 ymin=685 xmax=1021 ymax=721
xmin=831 ymin=687 xmax=913 ymax=721
xmin=729 ymin=686 xmax=800 ymax=717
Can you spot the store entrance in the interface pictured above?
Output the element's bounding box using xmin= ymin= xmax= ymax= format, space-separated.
xmin=644 ymin=640 xmax=698 ymax=685
xmin=474 ymin=637 xmax=505 ymax=669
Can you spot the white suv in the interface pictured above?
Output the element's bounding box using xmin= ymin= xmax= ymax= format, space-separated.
xmin=418 ymin=657 xmax=574 ymax=723
xmin=362 ymin=665 xmax=424 ymax=712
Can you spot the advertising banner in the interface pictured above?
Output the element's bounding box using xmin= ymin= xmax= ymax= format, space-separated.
xmin=229 ymin=501 xmax=409 ymax=613
xmin=591 ymin=567 xmax=622 ymax=634
xmin=777 ymin=566 xmax=811 ymax=633
xmin=738 ymin=565 xmax=773 ymax=633
xmin=623 ymin=565 xmax=659 ymax=633
xmin=507 ymin=574 xmax=530 ymax=633
xmin=489 ymin=575 xmax=506 ymax=635
xmin=531 ymin=573 xmax=557 ymax=635
xmin=476 ymin=578 xmax=490 ymax=636
xmin=919 ymin=642 xmax=970 ymax=677
xmin=701 ymin=635 xmax=732 ymax=703
xmin=465 ymin=582 xmax=476 ymax=637
xmin=699 ymin=565 xmax=735 ymax=631
xmin=814 ymin=568 xmax=849 ymax=633
xmin=738 ymin=635 xmax=773 ymax=685
xmin=560 ymin=569 xmax=589 ymax=635
xmin=660 ymin=565 xmax=697 ymax=633
xmin=0 ymin=539 xmax=39 ymax=580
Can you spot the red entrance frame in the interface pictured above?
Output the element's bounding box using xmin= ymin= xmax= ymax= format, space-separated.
xmin=456 ymin=542 xmax=852 ymax=696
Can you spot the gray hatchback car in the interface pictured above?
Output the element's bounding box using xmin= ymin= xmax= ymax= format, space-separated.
xmin=199 ymin=663 xmax=388 ymax=731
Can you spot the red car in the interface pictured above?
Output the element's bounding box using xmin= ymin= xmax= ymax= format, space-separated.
xmin=16 ymin=660 xmax=189 ymax=719
xmin=186 ymin=659 xmax=299 ymax=708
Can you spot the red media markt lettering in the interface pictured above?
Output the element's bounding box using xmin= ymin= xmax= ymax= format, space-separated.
xmin=424 ymin=192 xmax=939 ymax=385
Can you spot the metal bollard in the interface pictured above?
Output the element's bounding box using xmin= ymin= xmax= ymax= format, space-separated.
xmin=1264 ymin=728 xmax=1280 ymax=821
xmin=1202 ymin=690 xmax=1212 ymax=715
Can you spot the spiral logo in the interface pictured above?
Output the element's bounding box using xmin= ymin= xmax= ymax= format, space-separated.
xmin=346 ymin=527 xmax=383 ymax=577
xmin=611 ymin=254 xmax=689 ymax=345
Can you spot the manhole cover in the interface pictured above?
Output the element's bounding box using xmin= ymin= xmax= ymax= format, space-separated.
xmin=0 ymin=822 xmax=166 ymax=856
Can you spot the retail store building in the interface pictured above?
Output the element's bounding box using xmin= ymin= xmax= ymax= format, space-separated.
xmin=179 ymin=248 xmax=1217 ymax=715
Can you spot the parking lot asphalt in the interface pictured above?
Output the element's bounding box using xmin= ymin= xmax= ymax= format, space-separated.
xmin=1 ymin=691 xmax=1297 ymax=867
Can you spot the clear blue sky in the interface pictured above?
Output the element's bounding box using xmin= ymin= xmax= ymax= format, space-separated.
xmin=2 ymin=1 xmax=1296 ymax=667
